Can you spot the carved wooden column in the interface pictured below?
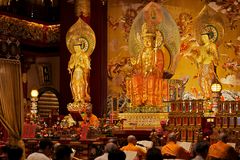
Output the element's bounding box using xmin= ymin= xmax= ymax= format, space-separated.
xmin=89 ymin=0 xmax=107 ymax=117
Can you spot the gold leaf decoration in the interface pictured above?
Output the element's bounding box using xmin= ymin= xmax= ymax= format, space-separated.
xmin=66 ymin=18 xmax=96 ymax=56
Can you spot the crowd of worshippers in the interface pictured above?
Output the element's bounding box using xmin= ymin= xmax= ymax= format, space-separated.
xmin=0 ymin=132 xmax=239 ymax=160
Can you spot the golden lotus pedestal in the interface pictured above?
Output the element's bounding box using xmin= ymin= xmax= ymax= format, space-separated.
xmin=118 ymin=112 xmax=168 ymax=130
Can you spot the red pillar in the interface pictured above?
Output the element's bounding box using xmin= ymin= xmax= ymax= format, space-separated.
xmin=59 ymin=0 xmax=77 ymax=115
xmin=89 ymin=0 xmax=107 ymax=117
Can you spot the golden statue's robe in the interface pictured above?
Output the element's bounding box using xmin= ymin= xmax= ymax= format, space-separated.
xmin=126 ymin=49 xmax=164 ymax=107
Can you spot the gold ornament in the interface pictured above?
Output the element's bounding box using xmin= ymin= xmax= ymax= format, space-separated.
xmin=66 ymin=18 xmax=96 ymax=106
xmin=66 ymin=18 xmax=96 ymax=56
xmin=194 ymin=5 xmax=225 ymax=45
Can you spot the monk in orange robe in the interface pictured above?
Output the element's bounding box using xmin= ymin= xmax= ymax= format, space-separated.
xmin=161 ymin=132 xmax=190 ymax=159
xmin=207 ymin=132 xmax=238 ymax=160
xmin=121 ymin=135 xmax=146 ymax=158
xmin=82 ymin=104 xmax=99 ymax=128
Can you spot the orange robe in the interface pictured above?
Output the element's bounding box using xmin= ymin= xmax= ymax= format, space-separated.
xmin=125 ymin=49 xmax=164 ymax=107
xmin=120 ymin=143 xmax=146 ymax=157
xmin=82 ymin=114 xmax=99 ymax=128
xmin=207 ymin=141 xmax=238 ymax=160
xmin=161 ymin=141 xmax=190 ymax=159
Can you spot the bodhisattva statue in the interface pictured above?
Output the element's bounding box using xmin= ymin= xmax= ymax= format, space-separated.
xmin=126 ymin=23 xmax=164 ymax=107
xmin=68 ymin=44 xmax=91 ymax=103
xmin=195 ymin=34 xmax=219 ymax=99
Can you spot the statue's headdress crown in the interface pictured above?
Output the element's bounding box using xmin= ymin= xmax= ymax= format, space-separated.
xmin=141 ymin=23 xmax=156 ymax=38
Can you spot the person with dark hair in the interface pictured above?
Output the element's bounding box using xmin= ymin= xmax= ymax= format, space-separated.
xmin=146 ymin=147 xmax=163 ymax=160
xmin=53 ymin=144 xmax=73 ymax=160
xmin=27 ymin=139 xmax=53 ymax=160
xmin=108 ymin=150 xmax=126 ymax=160
xmin=1 ymin=145 xmax=23 ymax=160
xmin=191 ymin=141 xmax=209 ymax=160
xmin=207 ymin=132 xmax=238 ymax=160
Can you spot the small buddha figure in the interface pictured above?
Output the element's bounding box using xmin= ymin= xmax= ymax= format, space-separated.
xmin=126 ymin=23 xmax=164 ymax=107
xmin=68 ymin=44 xmax=91 ymax=103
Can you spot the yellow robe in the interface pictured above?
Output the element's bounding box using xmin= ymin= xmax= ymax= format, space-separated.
xmin=161 ymin=141 xmax=190 ymax=159
xmin=120 ymin=143 xmax=146 ymax=157
xmin=82 ymin=114 xmax=99 ymax=128
xmin=207 ymin=141 xmax=238 ymax=160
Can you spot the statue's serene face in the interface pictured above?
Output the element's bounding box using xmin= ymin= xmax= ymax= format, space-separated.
xmin=143 ymin=36 xmax=155 ymax=48
xmin=73 ymin=45 xmax=82 ymax=54
xmin=201 ymin=34 xmax=210 ymax=44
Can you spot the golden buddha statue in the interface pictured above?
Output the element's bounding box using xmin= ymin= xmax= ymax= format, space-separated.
xmin=68 ymin=44 xmax=91 ymax=103
xmin=126 ymin=23 xmax=164 ymax=107
xmin=195 ymin=34 xmax=219 ymax=99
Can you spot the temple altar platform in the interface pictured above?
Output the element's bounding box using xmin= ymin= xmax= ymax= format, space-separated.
xmin=118 ymin=112 xmax=168 ymax=130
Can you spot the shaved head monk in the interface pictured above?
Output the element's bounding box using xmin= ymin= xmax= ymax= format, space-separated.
xmin=161 ymin=132 xmax=190 ymax=159
xmin=207 ymin=132 xmax=238 ymax=160
xmin=121 ymin=135 xmax=146 ymax=158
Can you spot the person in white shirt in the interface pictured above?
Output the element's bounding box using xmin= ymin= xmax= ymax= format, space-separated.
xmin=94 ymin=142 xmax=118 ymax=160
xmin=27 ymin=139 xmax=53 ymax=160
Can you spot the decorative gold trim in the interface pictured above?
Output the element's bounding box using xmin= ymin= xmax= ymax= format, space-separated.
xmin=0 ymin=15 xmax=60 ymax=43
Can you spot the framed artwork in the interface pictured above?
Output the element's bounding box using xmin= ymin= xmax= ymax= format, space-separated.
xmin=38 ymin=63 xmax=52 ymax=85
xmin=196 ymin=116 xmax=201 ymax=125
xmin=225 ymin=103 xmax=229 ymax=113
xmin=183 ymin=117 xmax=188 ymax=125
xmin=222 ymin=117 xmax=228 ymax=128
xmin=112 ymin=97 xmax=119 ymax=111
xmin=176 ymin=117 xmax=182 ymax=126
xmin=229 ymin=117 xmax=235 ymax=128
xmin=216 ymin=117 xmax=222 ymax=127
xmin=218 ymin=103 xmax=222 ymax=112
xmin=237 ymin=102 xmax=240 ymax=111
xmin=189 ymin=117 xmax=195 ymax=125
xmin=237 ymin=117 xmax=240 ymax=127
xmin=169 ymin=117 xmax=175 ymax=126
xmin=231 ymin=102 xmax=236 ymax=113
xmin=188 ymin=129 xmax=193 ymax=142
xmin=171 ymin=103 xmax=176 ymax=112
xmin=181 ymin=129 xmax=187 ymax=141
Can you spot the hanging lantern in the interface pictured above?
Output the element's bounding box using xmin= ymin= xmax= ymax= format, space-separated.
xmin=211 ymin=79 xmax=222 ymax=93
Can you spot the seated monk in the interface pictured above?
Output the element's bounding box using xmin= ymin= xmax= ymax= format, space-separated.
xmin=120 ymin=135 xmax=146 ymax=159
xmin=207 ymin=132 xmax=238 ymax=160
xmin=82 ymin=104 xmax=99 ymax=128
xmin=161 ymin=132 xmax=190 ymax=159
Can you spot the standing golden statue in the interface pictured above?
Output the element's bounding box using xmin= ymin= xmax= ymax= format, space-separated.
xmin=68 ymin=44 xmax=91 ymax=103
xmin=192 ymin=5 xmax=224 ymax=99
xmin=195 ymin=34 xmax=219 ymax=99
xmin=66 ymin=18 xmax=96 ymax=111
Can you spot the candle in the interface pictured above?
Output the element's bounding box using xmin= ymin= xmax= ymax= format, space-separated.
xmin=111 ymin=97 xmax=114 ymax=113
xmin=117 ymin=96 xmax=119 ymax=111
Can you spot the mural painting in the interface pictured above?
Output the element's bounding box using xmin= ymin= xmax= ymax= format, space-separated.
xmin=107 ymin=0 xmax=240 ymax=113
